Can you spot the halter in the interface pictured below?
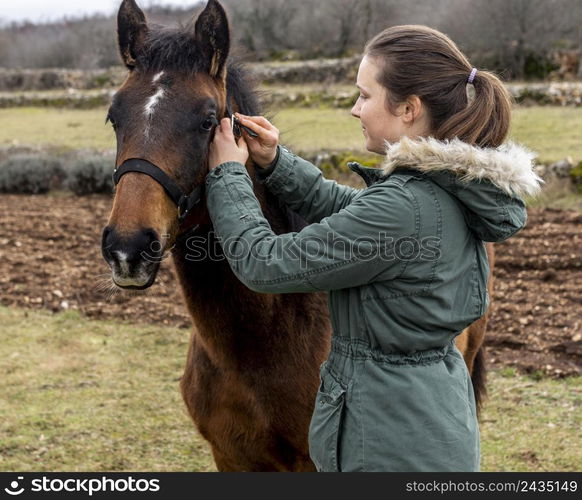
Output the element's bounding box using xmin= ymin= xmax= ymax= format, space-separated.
xmin=112 ymin=158 xmax=203 ymax=225
xmin=111 ymin=96 xmax=256 ymax=239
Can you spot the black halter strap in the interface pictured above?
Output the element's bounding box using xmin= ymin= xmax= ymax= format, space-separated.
xmin=112 ymin=158 xmax=204 ymax=224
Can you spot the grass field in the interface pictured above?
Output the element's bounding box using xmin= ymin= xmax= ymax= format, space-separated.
xmin=1 ymin=106 xmax=581 ymax=164
xmin=1 ymin=306 xmax=580 ymax=472
xmin=0 ymin=306 xmax=214 ymax=472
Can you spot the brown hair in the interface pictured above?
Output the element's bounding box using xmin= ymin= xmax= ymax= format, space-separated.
xmin=364 ymin=25 xmax=513 ymax=148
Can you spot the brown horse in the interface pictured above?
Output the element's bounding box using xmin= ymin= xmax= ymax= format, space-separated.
xmin=102 ymin=0 xmax=490 ymax=471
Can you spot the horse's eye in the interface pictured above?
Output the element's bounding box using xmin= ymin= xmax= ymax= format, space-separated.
xmin=106 ymin=113 xmax=117 ymax=130
xmin=200 ymin=116 xmax=217 ymax=132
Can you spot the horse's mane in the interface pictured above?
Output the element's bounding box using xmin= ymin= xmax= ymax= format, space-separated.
xmin=139 ymin=25 xmax=206 ymax=73
xmin=140 ymin=24 xmax=306 ymax=234
xmin=136 ymin=26 xmax=244 ymax=99
xmin=139 ymin=25 xmax=261 ymax=114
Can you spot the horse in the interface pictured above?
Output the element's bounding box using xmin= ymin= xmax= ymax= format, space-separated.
xmin=101 ymin=0 xmax=490 ymax=471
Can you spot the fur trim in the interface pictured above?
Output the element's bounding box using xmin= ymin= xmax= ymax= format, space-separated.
xmin=381 ymin=136 xmax=544 ymax=198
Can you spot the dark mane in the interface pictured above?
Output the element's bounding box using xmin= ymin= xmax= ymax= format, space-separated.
xmin=139 ymin=24 xmax=261 ymax=117
xmin=139 ymin=25 xmax=204 ymax=73
xmin=225 ymin=61 xmax=261 ymax=117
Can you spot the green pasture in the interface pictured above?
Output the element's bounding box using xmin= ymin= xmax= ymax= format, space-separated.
xmin=0 ymin=306 xmax=214 ymax=472
xmin=1 ymin=106 xmax=581 ymax=165
xmin=0 ymin=306 xmax=580 ymax=472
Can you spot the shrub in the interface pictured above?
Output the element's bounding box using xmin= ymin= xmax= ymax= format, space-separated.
xmin=0 ymin=154 xmax=65 ymax=194
xmin=570 ymin=161 xmax=582 ymax=193
xmin=65 ymin=155 xmax=114 ymax=195
xmin=305 ymin=150 xmax=381 ymax=175
xmin=524 ymin=51 xmax=559 ymax=80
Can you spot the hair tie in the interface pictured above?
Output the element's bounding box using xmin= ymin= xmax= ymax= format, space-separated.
xmin=467 ymin=67 xmax=477 ymax=84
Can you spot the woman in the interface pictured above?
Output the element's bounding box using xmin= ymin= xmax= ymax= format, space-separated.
xmin=204 ymin=25 xmax=542 ymax=471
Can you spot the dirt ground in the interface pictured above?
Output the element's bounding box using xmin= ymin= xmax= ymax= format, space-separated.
xmin=0 ymin=193 xmax=580 ymax=377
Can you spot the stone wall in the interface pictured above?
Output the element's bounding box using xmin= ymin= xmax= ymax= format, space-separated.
xmin=0 ymin=57 xmax=360 ymax=91
xmin=1 ymin=59 xmax=581 ymax=109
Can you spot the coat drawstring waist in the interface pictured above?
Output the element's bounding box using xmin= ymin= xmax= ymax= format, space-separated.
xmin=326 ymin=336 xmax=457 ymax=384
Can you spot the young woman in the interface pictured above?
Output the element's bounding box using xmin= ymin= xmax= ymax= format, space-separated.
xmin=204 ymin=25 xmax=542 ymax=472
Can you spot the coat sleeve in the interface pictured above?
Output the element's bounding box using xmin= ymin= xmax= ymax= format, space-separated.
xmin=205 ymin=161 xmax=416 ymax=294
xmin=253 ymin=146 xmax=361 ymax=224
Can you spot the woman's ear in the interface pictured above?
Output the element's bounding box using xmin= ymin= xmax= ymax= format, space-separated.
xmin=402 ymin=95 xmax=423 ymax=124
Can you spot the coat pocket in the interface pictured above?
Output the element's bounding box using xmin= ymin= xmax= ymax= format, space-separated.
xmin=308 ymin=364 xmax=347 ymax=472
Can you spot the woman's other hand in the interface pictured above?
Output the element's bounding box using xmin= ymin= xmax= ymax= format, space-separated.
xmin=209 ymin=118 xmax=249 ymax=170
xmin=234 ymin=113 xmax=279 ymax=168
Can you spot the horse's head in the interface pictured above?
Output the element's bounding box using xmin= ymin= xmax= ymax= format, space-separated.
xmin=102 ymin=0 xmax=231 ymax=289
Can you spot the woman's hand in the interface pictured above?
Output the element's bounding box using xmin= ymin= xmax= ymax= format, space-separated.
xmin=208 ymin=118 xmax=249 ymax=170
xmin=234 ymin=113 xmax=279 ymax=168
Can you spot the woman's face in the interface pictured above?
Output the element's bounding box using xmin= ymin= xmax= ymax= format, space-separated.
xmin=351 ymin=55 xmax=429 ymax=154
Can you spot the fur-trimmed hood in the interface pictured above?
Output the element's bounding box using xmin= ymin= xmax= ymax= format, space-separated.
xmin=381 ymin=136 xmax=543 ymax=198
xmin=382 ymin=137 xmax=544 ymax=241
xmin=350 ymin=136 xmax=542 ymax=242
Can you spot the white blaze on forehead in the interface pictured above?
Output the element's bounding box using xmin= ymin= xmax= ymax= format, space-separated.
xmin=144 ymin=87 xmax=165 ymax=119
xmin=144 ymin=71 xmax=166 ymax=121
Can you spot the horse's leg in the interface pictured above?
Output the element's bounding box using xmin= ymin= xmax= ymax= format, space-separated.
xmin=212 ymin=447 xmax=301 ymax=472
xmin=211 ymin=447 xmax=246 ymax=472
xmin=292 ymin=457 xmax=317 ymax=472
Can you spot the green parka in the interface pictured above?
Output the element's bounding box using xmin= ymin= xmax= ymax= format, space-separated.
xmin=204 ymin=136 xmax=542 ymax=472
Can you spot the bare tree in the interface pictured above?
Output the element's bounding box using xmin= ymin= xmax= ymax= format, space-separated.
xmin=443 ymin=0 xmax=582 ymax=79
xmin=226 ymin=0 xmax=300 ymax=59
xmin=0 ymin=0 xmax=579 ymax=74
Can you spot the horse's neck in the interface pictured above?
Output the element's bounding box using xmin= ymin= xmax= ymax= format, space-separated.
xmin=171 ymin=180 xmax=293 ymax=363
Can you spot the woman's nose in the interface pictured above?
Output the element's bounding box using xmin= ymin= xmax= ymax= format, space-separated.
xmin=351 ymin=104 xmax=360 ymax=118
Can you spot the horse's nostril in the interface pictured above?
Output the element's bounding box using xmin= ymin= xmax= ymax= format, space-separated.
xmin=142 ymin=228 xmax=162 ymax=251
xmin=101 ymin=226 xmax=114 ymax=259
xmin=102 ymin=226 xmax=111 ymax=244
xmin=144 ymin=228 xmax=158 ymax=247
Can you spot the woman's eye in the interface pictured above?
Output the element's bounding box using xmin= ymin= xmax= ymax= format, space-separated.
xmin=200 ymin=116 xmax=217 ymax=132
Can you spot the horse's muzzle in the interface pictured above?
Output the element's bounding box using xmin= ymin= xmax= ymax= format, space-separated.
xmin=101 ymin=226 xmax=163 ymax=289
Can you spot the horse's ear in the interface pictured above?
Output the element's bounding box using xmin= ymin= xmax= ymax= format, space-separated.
xmin=117 ymin=0 xmax=149 ymax=70
xmin=193 ymin=0 xmax=230 ymax=80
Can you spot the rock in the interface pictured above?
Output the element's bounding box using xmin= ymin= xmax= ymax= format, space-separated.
xmin=508 ymin=82 xmax=582 ymax=107
xmin=549 ymin=157 xmax=574 ymax=177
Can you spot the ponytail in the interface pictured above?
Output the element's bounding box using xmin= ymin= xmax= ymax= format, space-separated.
xmin=435 ymin=70 xmax=514 ymax=147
